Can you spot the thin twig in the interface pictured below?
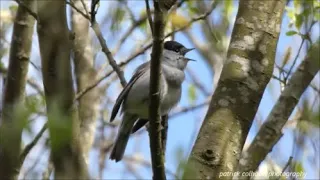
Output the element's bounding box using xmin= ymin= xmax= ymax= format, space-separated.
xmin=91 ymin=22 xmax=127 ymax=87
xmin=122 ymin=5 xmax=216 ymax=63
xmin=67 ymin=0 xmax=127 ymax=90
xmin=177 ymin=0 xmax=186 ymax=8
xmin=272 ymin=75 xmax=285 ymax=84
xmin=66 ymin=1 xmax=90 ymax=20
xmin=74 ymin=70 xmax=114 ymax=102
xmin=14 ymin=0 xmax=38 ymax=20
xmin=122 ymin=1 xmax=135 ymax=21
xmin=277 ymin=156 xmax=293 ymax=180
xmin=19 ymin=123 xmax=47 ymax=164
xmin=171 ymin=99 xmax=210 ymax=118
xmin=79 ymin=0 xmax=89 ymax=16
xmin=284 ymin=21 xmax=316 ymax=84
xmin=310 ymin=83 xmax=320 ymax=94
xmin=27 ymin=78 xmax=44 ymax=97
xmin=113 ymin=15 xmax=149 ymax=55
xmin=23 ymin=145 xmax=47 ymax=177
xmin=68 ymin=0 xmax=127 ymax=88
xmin=90 ymin=0 xmax=99 ymax=23
xmin=145 ymin=0 xmax=154 ymax=35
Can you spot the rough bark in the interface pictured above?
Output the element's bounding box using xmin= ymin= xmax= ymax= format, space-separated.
xmin=71 ymin=0 xmax=99 ymax=166
xmin=37 ymin=1 xmax=88 ymax=178
xmin=237 ymin=39 xmax=319 ymax=179
xmin=0 ymin=0 xmax=35 ymax=179
xmin=185 ymin=0 xmax=286 ymax=179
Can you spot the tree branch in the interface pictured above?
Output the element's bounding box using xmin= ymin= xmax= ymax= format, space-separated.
xmin=148 ymin=0 xmax=174 ymax=179
xmin=91 ymin=21 xmax=127 ymax=87
xmin=237 ymin=39 xmax=320 ymax=178
xmin=145 ymin=0 xmax=154 ymax=35
xmin=0 ymin=0 xmax=36 ymax=178
xmin=37 ymin=1 xmax=88 ymax=178
xmin=67 ymin=0 xmax=127 ymax=88
xmin=185 ymin=0 xmax=286 ymax=179
xmin=71 ymin=0 xmax=100 ymax=166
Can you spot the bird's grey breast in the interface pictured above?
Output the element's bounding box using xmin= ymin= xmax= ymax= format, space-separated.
xmin=162 ymin=63 xmax=185 ymax=87
xmin=160 ymin=64 xmax=185 ymax=114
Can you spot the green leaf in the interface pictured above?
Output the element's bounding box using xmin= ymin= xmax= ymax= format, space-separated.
xmin=310 ymin=110 xmax=320 ymax=127
xmin=138 ymin=19 xmax=147 ymax=32
xmin=293 ymin=161 xmax=304 ymax=174
xmin=297 ymin=120 xmax=310 ymax=134
xmin=9 ymin=5 xmax=18 ymax=13
xmin=47 ymin=103 xmax=73 ymax=151
xmin=313 ymin=0 xmax=320 ymax=8
xmin=189 ymin=7 xmax=200 ymax=15
xmin=110 ymin=7 xmax=126 ymax=32
xmin=25 ymin=95 xmax=43 ymax=113
xmin=286 ymin=7 xmax=295 ymax=20
xmin=301 ymin=8 xmax=311 ymax=18
xmin=224 ymin=0 xmax=233 ymax=17
xmin=293 ymin=0 xmax=301 ymax=11
xmin=170 ymin=13 xmax=189 ymax=28
xmin=186 ymin=0 xmax=194 ymax=10
xmin=188 ymin=84 xmax=197 ymax=104
xmin=286 ymin=30 xmax=298 ymax=36
xmin=315 ymin=12 xmax=320 ymax=20
xmin=175 ymin=146 xmax=196 ymax=179
xmin=295 ymin=13 xmax=303 ymax=30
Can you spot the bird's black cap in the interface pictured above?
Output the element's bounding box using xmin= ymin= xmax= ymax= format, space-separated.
xmin=164 ymin=41 xmax=194 ymax=55
xmin=164 ymin=41 xmax=185 ymax=52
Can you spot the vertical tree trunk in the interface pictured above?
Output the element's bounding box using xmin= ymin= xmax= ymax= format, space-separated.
xmin=185 ymin=0 xmax=286 ymax=179
xmin=37 ymin=1 xmax=88 ymax=178
xmin=0 ymin=0 xmax=36 ymax=179
xmin=71 ymin=0 xmax=99 ymax=166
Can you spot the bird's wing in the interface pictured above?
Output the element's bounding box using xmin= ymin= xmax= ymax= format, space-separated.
xmin=131 ymin=115 xmax=168 ymax=134
xmin=110 ymin=62 xmax=150 ymax=122
xmin=131 ymin=119 xmax=148 ymax=134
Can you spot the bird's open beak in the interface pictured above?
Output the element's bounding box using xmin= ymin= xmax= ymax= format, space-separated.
xmin=185 ymin=58 xmax=196 ymax=62
xmin=181 ymin=47 xmax=195 ymax=55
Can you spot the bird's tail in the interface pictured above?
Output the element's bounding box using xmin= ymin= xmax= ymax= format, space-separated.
xmin=110 ymin=114 xmax=136 ymax=162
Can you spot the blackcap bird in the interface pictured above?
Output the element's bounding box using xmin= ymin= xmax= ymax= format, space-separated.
xmin=109 ymin=41 xmax=194 ymax=162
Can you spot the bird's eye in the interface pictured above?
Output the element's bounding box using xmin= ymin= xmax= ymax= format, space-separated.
xmin=175 ymin=49 xmax=179 ymax=52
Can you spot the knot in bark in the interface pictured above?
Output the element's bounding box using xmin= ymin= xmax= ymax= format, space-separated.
xmin=202 ymin=149 xmax=215 ymax=161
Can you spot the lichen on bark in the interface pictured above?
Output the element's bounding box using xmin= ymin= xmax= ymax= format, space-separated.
xmin=185 ymin=0 xmax=286 ymax=179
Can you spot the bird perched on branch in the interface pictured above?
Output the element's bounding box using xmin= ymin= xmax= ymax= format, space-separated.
xmin=109 ymin=41 xmax=194 ymax=162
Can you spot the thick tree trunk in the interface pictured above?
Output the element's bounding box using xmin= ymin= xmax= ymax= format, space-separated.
xmin=71 ymin=0 xmax=99 ymax=166
xmin=0 ymin=0 xmax=35 ymax=179
xmin=37 ymin=1 xmax=88 ymax=178
xmin=185 ymin=0 xmax=286 ymax=179
xmin=237 ymin=39 xmax=319 ymax=179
